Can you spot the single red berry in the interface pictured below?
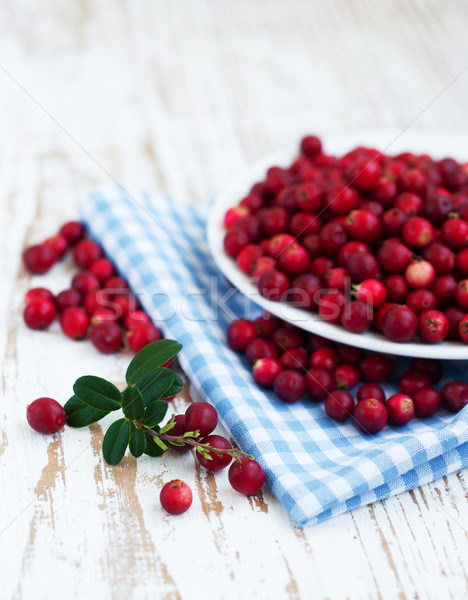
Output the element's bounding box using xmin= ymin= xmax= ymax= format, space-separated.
xmin=257 ymin=269 xmax=290 ymax=301
xmin=336 ymin=343 xmax=363 ymax=366
xmin=305 ymin=367 xmax=336 ymax=401
xmin=441 ymin=381 xmax=468 ymax=412
xmin=406 ymin=289 xmax=437 ymax=315
xmin=454 ymin=279 xmax=468 ymax=310
xmin=128 ymin=323 xmax=163 ymax=353
xmin=394 ymin=192 xmax=423 ymax=216
xmin=60 ymin=307 xmax=89 ymax=339
xmin=234 ymin=214 xmax=262 ymax=242
xmin=245 ymin=338 xmax=278 ymax=364
xmin=250 ymin=256 xmax=277 ymax=281
xmin=273 ymin=370 xmax=306 ymax=403
xmin=348 ymin=158 xmax=381 ymax=190
xmin=237 ymin=244 xmax=264 ymax=274
xmin=459 ymin=314 xmax=468 ymax=342
xmin=412 ymin=387 xmax=441 ymax=418
xmin=411 ymin=357 xmax=443 ymax=383
xmin=440 ymin=218 xmax=468 ymax=250
xmin=114 ymin=295 xmax=139 ymax=320
xmin=73 ymin=239 xmax=103 ymax=269
xmin=23 ymin=243 xmax=57 ymax=274
xmin=345 ymin=209 xmax=382 ymax=244
xmin=402 ymin=217 xmax=435 ymax=248
xmin=307 ymin=334 xmax=335 ymax=353
xmin=386 ymin=394 xmax=415 ymax=426
xmin=318 ymin=289 xmax=346 ymax=324
xmin=253 ymin=358 xmax=283 ymax=388
xmin=184 ymin=402 xmax=218 ymax=436
xmin=23 ymin=298 xmax=57 ymax=330
xmin=124 ymin=310 xmax=151 ymax=330
xmin=25 ymin=287 xmax=54 ymax=304
xmin=398 ymin=370 xmax=431 ymax=396
xmin=229 ymin=458 xmax=265 ymax=495
xmin=382 ymin=304 xmax=418 ymax=343
xmin=196 ymin=434 xmax=232 ymax=471
xmin=373 ymin=176 xmax=398 ymax=205
xmin=160 ymin=480 xmax=192 ymax=515
xmin=289 ymin=273 xmax=322 ymax=309
xmin=227 ymin=319 xmax=258 ymax=352
xmin=254 ymin=313 xmax=280 ymax=338
xmin=89 ymin=258 xmax=115 ymax=282
xmin=357 ymin=383 xmax=385 ymax=403
xmin=422 ymin=243 xmax=455 ymax=274
xmin=354 ymin=279 xmax=387 ymax=309
xmin=104 ymin=276 xmax=129 ymax=295
xmin=224 ymin=205 xmax=250 ymax=228
xmin=55 ymin=289 xmax=82 ymax=312
xmin=318 ymin=222 xmax=348 ymax=256
xmin=59 ymin=221 xmax=85 ymax=245
xmin=382 ymin=208 xmax=408 ymax=236
xmin=310 ymin=347 xmax=340 ymax=371
xmin=259 ymin=207 xmax=289 ymax=237
xmin=383 ymin=275 xmax=409 ymax=304
xmin=83 ymin=290 xmax=111 ymax=315
xmin=334 ymin=364 xmax=360 ymax=390
xmin=430 ymin=274 xmax=457 ymax=309
xmin=324 ymin=390 xmax=354 ymax=422
xmin=71 ymin=271 xmax=100 ymax=295
xmin=418 ymin=309 xmax=449 ymax=343
xmin=293 ymin=183 xmax=324 ymax=212
xmin=405 ymin=259 xmax=435 ymax=289
xmin=323 ymin=267 xmax=347 ymax=290
xmin=279 ymin=348 xmax=308 ymax=371
xmin=338 ymin=241 xmax=371 ymax=268
xmin=267 ymin=234 xmax=295 ymax=259
xmin=326 ymin=185 xmax=358 ymax=215
xmin=423 ymin=190 xmax=453 ymax=226
xmin=91 ymin=307 xmax=119 ymax=326
xmin=341 ymin=300 xmax=373 ymax=333
xmin=27 ymin=397 xmax=66 ymax=434
xmin=44 ymin=234 xmax=68 ymax=259
xmin=277 ymin=242 xmax=310 ymax=276
xmin=346 ymin=252 xmax=379 ymax=283
xmin=289 ymin=212 xmax=322 ymax=237
xmin=90 ymin=322 xmax=123 ymax=353
xmin=359 ymin=353 xmax=393 ymax=382
xmin=353 ymin=398 xmax=388 ymax=434
xmin=240 ymin=193 xmax=263 ymax=213
xmin=301 ymin=135 xmax=322 ymax=158
xmin=400 ymin=168 xmax=427 ymax=195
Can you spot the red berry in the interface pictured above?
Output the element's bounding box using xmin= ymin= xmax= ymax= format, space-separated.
xmin=359 ymin=353 xmax=393 ymax=382
xmin=441 ymin=218 xmax=468 ymax=250
xmin=336 ymin=343 xmax=363 ymax=365
xmin=357 ymin=383 xmax=385 ymax=403
xmin=273 ymin=370 xmax=306 ymax=403
xmin=398 ymin=370 xmax=431 ymax=396
xmin=310 ymin=347 xmax=340 ymax=371
xmin=289 ymin=212 xmax=322 ymax=237
xmin=374 ymin=302 xmax=394 ymax=332
xmin=229 ymin=458 xmax=265 ymax=495
xmin=411 ymin=357 xmax=443 ymax=383
xmin=459 ymin=314 xmax=468 ymax=342
xmin=240 ymin=193 xmax=263 ymax=213
xmin=224 ymin=228 xmax=250 ymax=257
xmin=307 ymin=334 xmax=335 ymax=353
xmin=334 ymin=364 xmax=360 ymax=390
xmin=386 ymin=394 xmax=415 ymax=426
xmin=318 ymin=289 xmax=346 ymax=324
xmin=305 ymin=367 xmax=335 ymax=401
xmin=373 ymin=176 xmax=398 ymax=205
xmin=430 ymin=274 xmax=457 ymax=309
xmin=412 ymin=388 xmax=441 ymax=418
xmin=423 ymin=190 xmax=453 ymax=226
xmin=73 ymin=239 xmax=103 ymax=269
xmin=382 ymin=208 xmax=408 ymax=236
xmin=89 ymin=258 xmax=115 ymax=282
xmin=60 ymin=307 xmax=88 ymax=339
xmin=318 ymin=222 xmax=348 ymax=256
xmin=227 ymin=319 xmax=258 ymax=352
xmin=310 ymin=256 xmax=336 ymax=278
xmin=324 ymin=390 xmax=354 ymax=422
xmin=254 ymin=313 xmax=280 ymax=338
xmin=383 ymin=275 xmax=409 ymax=304
xmin=395 ymin=192 xmax=423 ymax=216
xmin=259 ymin=207 xmax=289 ymax=237
xmin=44 ymin=234 xmax=68 ymax=259
xmin=400 ymin=168 xmax=426 ymax=195
xmin=348 ymin=158 xmax=381 ymax=190
xmin=346 ymin=252 xmax=379 ymax=283
xmin=160 ymin=480 xmax=192 ymax=515
xmin=345 ymin=209 xmax=382 ymax=244
xmin=114 ymin=295 xmax=139 ymax=320
xmin=90 ymin=322 xmax=123 ymax=353
xmin=59 ymin=221 xmax=85 ymax=245
xmin=25 ymin=287 xmax=54 ymax=304
xmin=301 ymin=135 xmax=322 ymax=158
xmin=354 ymin=279 xmax=387 ymax=309
xmin=291 ymin=183 xmax=324 ymax=212
xmin=253 ymin=358 xmax=282 ymax=388
xmin=338 ymin=241 xmax=371 ymax=267
xmin=84 ymin=290 xmax=110 ymax=315
xmin=353 ymin=398 xmax=388 ymax=434
xmin=454 ymin=279 xmax=468 ymax=310
xmin=23 ymin=298 xmax=56 ymax=330
xmin=441 ymin=381 xmax=468 ymax=412
xmin=237 ymin=244 xmax=264 ymax=274
xmin=104 ymin=276 xmax=129 ymax=295
xmin=402 ymin=217 xmax=435 ymax=248
xmin=27 ymin=397 xmax=66 ymax=434
xmin=326 ymin=185 xmax=358 ymax=215
xmin=250 ymin=256 xmax=277 ymax=281
xmin=124 ymin=310 xmax=151 ymax=330
xmin=289 ymin=273 xmax=322 ymax=309
xmin=224 ymin=205 xmax=250 ymax=228
xmin=196 ymin=435 xmax=232 ymax=471
xmin=418 ymin=309 xmax=449 ymax=343
xmin=23 ymin=243 xmax=57 ymax=274
xmin=405 ymin=259 xmax=435 ymax=289
xmin=422 ymin=243 xmax=455 ymax=274
xmin=341 ymin=300 xmax=373 ymax=333
xmin=258 ymin=269 xmax=289 ymax=301
xmin=277 ymin=242 xmax=310 ymax=275
xmin=185 ymin=402 xmax=218 ymax=436
xmin=445 ymin=306 xmax=465 ymax=340
xmin=128 ymin=323 xmax=163 ymax=352
xmin=382 ymin=304 xmax=418 ymax=343
xmin=279 ymin=348 xmax=308 ymax=371
xmin=71 ymin=271 xmax=100 ymax=295
xmin=406 ymin=289 xmax=437 ymax=315
xmin=324 ymin=267 xmax=347 ymax=290
xmin=55 ymin=289 xmax=82 ymax=312
xmin=245 ymin=338 xmax=278 ymax=364
xmin=91 ymin=307 xmax=118 ymax=326
xmin=456 ymin=248 xmax=468 ymax=275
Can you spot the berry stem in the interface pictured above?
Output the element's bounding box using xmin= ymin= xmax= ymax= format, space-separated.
xmin=135 ymin=422 xmax=253 ymax=461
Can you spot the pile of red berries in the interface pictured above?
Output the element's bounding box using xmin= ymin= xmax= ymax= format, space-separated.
xmin=22 ymin=220 xmax=162 ymax=354
xmin=227 ymin=312 xmax=468 ymax=434
xmin=223 ymin=135 xmax=468 ymax=344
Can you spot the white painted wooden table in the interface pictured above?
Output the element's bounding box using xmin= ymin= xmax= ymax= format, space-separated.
xmin=1 ymin=2 xmax=467 ymax=599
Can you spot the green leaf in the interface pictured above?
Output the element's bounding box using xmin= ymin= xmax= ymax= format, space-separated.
xmin=125 ymin=340 xmax=182 ymax=385
xmin=134 ymin=368 xmax=175 ymax=406
xmin=129 ymin=428 xmax=147 ymax=457
xmin=102 ymin=418 xmax=131 ymax=465
xmin=121 ymin=386 xmax=145 ymax=420
xmin=144 ymin=432 xmax=166 ymax=457
xmin=73 ymin=376 xmax=121 ymax=412
xmin=144 ymin=400 xmax=169 ymax=427
xmin=64 ymin=395 xmax=109 ymax=428
xmin=161 ymin=372 xmax=184 ymax=399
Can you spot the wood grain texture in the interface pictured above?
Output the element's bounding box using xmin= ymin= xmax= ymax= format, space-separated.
xmin=0 ymin=1 xmax=467 ymax=599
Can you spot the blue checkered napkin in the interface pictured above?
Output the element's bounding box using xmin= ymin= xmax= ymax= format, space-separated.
xmin=80 ymin=187 xmax=468 ymax=527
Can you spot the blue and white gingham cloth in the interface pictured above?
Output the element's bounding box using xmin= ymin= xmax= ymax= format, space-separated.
xmin=81 ymin=187 xmax=468 ymax=527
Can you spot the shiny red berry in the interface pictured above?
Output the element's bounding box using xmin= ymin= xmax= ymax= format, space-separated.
xmin=227 ymin=319 xmax=258 ymax=352
xmin=357 ymin=383 xmax=385 ymax=403
xmin=441 ymin=381 xmax=468 ymax=412
xmin=412 ymin=387 xmax=441 ymax=418
xmin=196 ymin=435 xmax=232 ymax=471
xmin=60 ymin=307 xmax=89 ymax=339
xmin=55 ymin=289 xmax=82 ymax=312
xmin=253 ymin=358 xmax=282 ymax=388
xmin=73 ymin=239 xmax=103 ymax=269
xmin=23 ymin=243 xmax=57 ymax=274
xmin=59 ymin=221 xmax=85 ymax=245
xmin=25 ymin=287 xmax=54 ymax=304
xmin=353 ymin=398 xmax=388 ymax=434
xmin=184 ymin=402 xmax=218 ymax=437
xmin=273 ymin=370 xmax=306 ymax=403
xmin=128 ymin=323 xmax=163 ymax=353
xmin=160 ymin=480 xmax=192 ymax=515
xmin=90 ymin=322 xmax=123 ymax=353
xmin=229 ymin=459 xmax=265 ymax=495
xmin=324 ymin=390 xmax=354 ymax=422
xmin=359 ymin=353 xmax=393 ymax=382
xmin=27 ymin=397 xmax=66 ymax=434
xmin=23 ymin=298 xmax=56 ymax=330
xmin=386 ymin=394 xmax=415 ymax=426
xmin=398 ymin=370 xmax=431 ymax=396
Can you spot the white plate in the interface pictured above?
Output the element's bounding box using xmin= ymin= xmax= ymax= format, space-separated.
xmin=207 ymin=131 xmax=468 ymax=360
